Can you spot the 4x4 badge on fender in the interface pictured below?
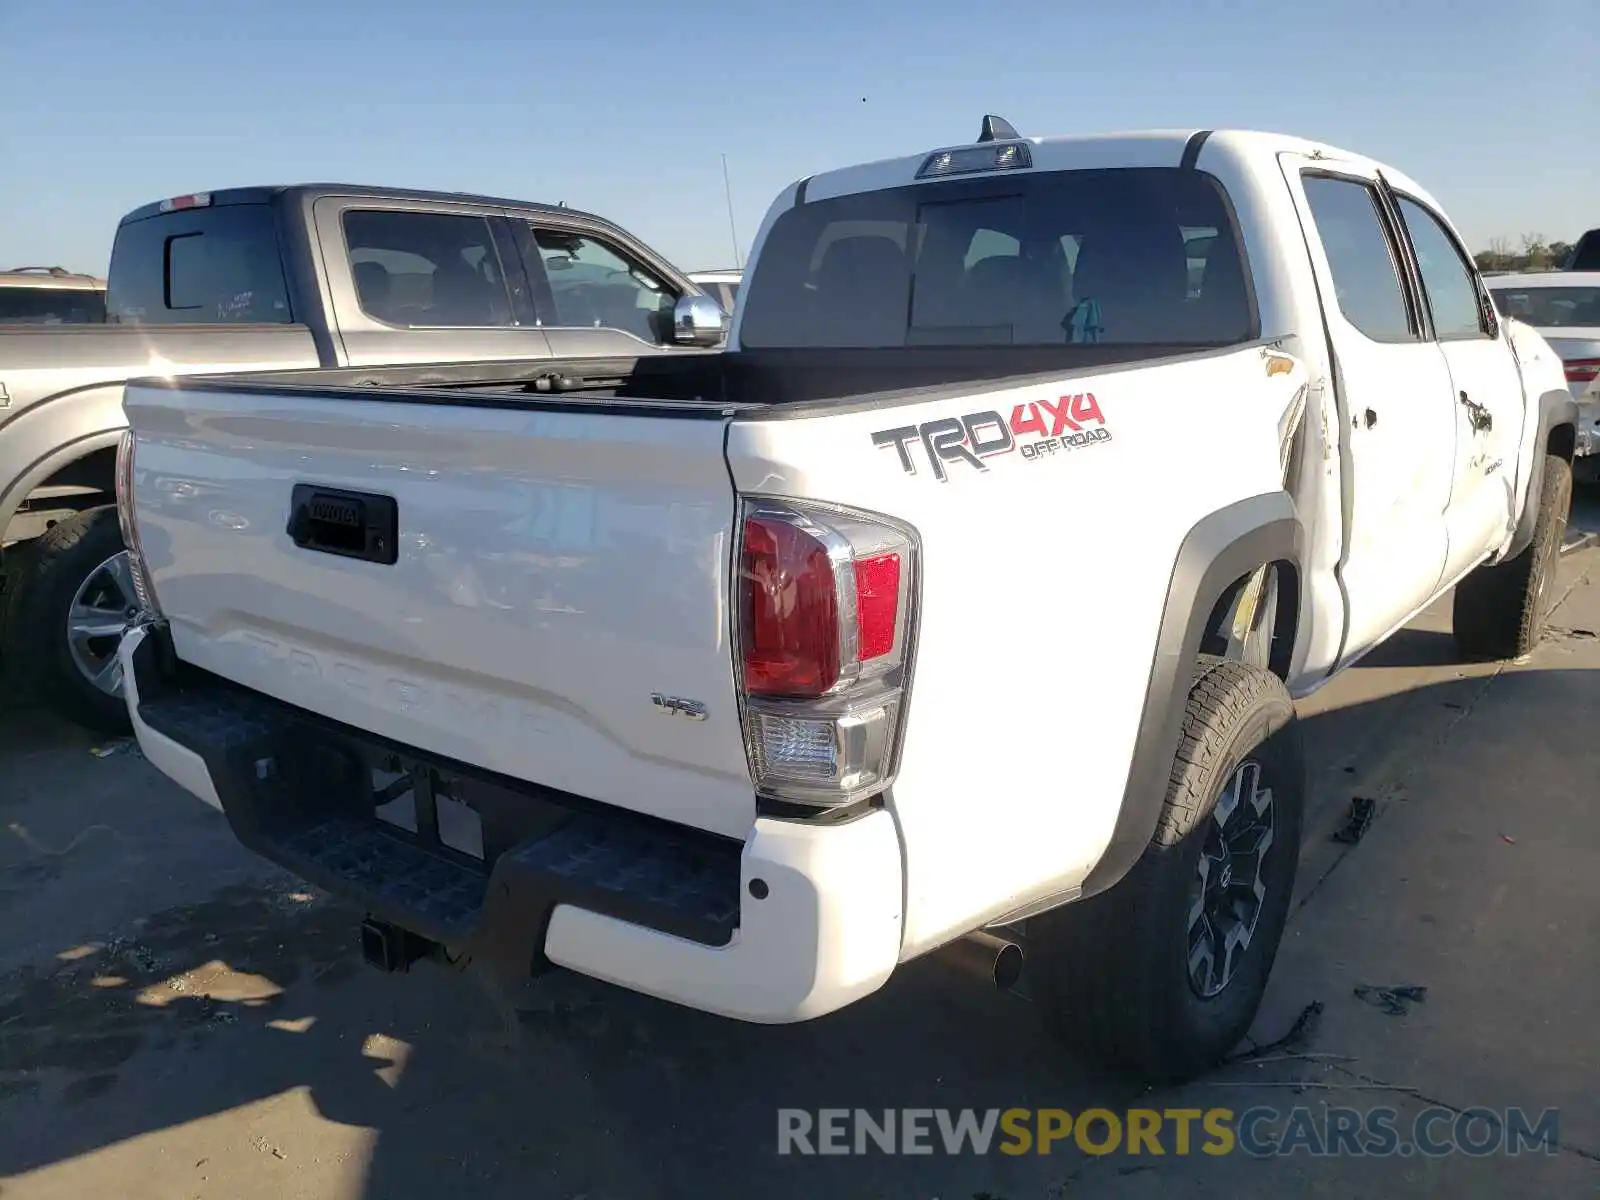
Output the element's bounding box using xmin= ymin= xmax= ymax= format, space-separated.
xmin=871 ymin=393 xmax=1111 ymax=481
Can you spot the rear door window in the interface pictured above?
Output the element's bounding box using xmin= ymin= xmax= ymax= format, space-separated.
xmin=1300 ymin=176 xmax=1417 ymax=343
xmin=1394 ymin=196 xmax=1491 ymax=340
xmin=738 ymin=167 xmax=1255 ymax=349
xmin=343 ymin=210 xmax=513 ymax=327
xmin=106 ymin=204 xmax=292 ymax=325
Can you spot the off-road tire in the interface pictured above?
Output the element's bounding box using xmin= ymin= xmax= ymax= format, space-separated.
xmin=1030 ymin=656 xmax=1304 ymax=1084
xmin=1453 ymin=452 xmax=1572 ymax=662
xmin=3 ymin=505 xmax=133 ymax=734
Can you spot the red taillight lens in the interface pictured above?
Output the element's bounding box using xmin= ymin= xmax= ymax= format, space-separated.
xmin=736 ymin=499 xmax=919 ymax=808
xmin=1565 ymin=358 xmax=1600 ymax=384
xmin=855 ymin=552 xmax=901 ymax=661
xmin=741 ymin=514 xmax=841 ymax=698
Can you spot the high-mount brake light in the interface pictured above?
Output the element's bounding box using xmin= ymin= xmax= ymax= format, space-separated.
xmin=158 ymin=193 xmax=212 ymax=212
xmin=736 ymin=500 xmax=919 ymax=809
xmin=917 ymin=142 xmax=1032 ymax=179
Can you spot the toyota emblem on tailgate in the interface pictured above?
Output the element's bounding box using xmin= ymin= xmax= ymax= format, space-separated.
xmin=651 ymin=693 xmax=708 ymax=721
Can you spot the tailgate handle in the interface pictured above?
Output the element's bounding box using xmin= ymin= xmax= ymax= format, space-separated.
xmin=287 ymin=484 xmax=398 ymax=565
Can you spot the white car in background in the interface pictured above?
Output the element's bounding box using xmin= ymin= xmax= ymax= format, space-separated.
xmin=1489 ymin=271 xmax=1600 ymax=476
xmin=688 ymin=268 xmax=742 ymax=314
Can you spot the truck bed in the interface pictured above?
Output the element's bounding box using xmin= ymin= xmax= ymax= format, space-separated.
xmin=143 ymin=341 xmax=1238 ymax=416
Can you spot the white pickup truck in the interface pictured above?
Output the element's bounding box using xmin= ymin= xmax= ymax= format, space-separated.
xmin=114 ymin=121 xmax=1577 ymax=1084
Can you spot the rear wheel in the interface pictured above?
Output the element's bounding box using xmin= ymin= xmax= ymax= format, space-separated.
xmin=1453 ymin=451 xmax=1571 ymax=662
xmin=1030 ymin=657 xmax=1304 ymax=1084
xmin=3 ymin=506 xmax=136 ymax=733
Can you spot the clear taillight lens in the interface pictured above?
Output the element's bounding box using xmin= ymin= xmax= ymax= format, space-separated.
xmin=114 ymin=429 xmax=159 ymax=615
xmin=736 ymin=499 xmax=918 ymax=808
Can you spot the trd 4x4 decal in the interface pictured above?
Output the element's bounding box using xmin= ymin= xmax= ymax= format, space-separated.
xmin=872 ymin=393 xmax=1112 ymax=481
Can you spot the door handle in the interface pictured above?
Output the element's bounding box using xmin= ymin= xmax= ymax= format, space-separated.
xmin=1459 ymin=391 xmax=1493 ymax=432
xmin=1363 ymin=407 xmax=1378 ymax=429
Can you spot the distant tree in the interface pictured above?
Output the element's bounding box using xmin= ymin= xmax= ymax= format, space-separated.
xmin=1475 ymin=233 xmax=1573 ymax=274
xmin=1475 ymin=237 xmax=1513 ymax=273
xmin=1520 ymin=232 xmax=1550 ymax=271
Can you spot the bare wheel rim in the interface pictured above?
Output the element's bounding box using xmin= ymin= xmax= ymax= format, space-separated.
xmin=1187 ymin=760 xmax=1275 ymax=999
xmin=66 ymin=550 xmax=137 ymax=697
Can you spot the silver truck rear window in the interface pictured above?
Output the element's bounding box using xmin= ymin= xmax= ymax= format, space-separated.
xmin=106 ymin=203 xmax=292 ymax=326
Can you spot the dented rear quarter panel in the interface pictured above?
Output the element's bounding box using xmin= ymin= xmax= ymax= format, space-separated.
xmin=726 ymin=345 xmax=1303 ymax=957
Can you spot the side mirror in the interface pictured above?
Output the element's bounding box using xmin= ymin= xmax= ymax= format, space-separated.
xmin=672 ymin=293 xmax=728 ymax=347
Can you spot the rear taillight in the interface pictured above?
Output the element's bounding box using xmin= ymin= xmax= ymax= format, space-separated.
xmin=1565 ymin=358 xmax=1600 ymax=385
xmin=736 ymin=499 xmax=918 ymax=809
xmin=114 ymin=430 xmax=160 ymax=615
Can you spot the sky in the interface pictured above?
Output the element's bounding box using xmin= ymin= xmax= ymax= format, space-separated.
xmin=2 ymin=0 xmax=1596 ymax=276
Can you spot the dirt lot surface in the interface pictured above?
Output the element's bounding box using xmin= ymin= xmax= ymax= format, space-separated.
xmin=2 ymin=490 xmax=1598 ymax=1198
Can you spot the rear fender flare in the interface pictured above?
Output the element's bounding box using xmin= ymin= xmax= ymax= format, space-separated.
xmin=0 ymin=381 xmax=129 ymax=538
xmin=1079 ymin=492 xmax=1305 ymax=900
xmin=1501 ymin=388 xmax=1578 ymax=563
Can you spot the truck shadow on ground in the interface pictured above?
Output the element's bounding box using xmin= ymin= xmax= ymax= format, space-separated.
xmin=0 ymin=666 xmax=1595 ymax=1198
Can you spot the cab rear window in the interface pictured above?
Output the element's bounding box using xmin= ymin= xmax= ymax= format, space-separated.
xmin=106 ymin=204 xmax=293 ymax=325
xmin=739 ymin=167 xmax=1255 ymax=349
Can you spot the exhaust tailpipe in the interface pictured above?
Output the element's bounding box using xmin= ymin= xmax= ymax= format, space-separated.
xmin=940 ymin=930 xmax=1024 ymax=992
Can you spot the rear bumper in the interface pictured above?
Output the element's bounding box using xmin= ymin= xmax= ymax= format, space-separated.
xmin=119 ymin=624 xmax=904 ymax=1023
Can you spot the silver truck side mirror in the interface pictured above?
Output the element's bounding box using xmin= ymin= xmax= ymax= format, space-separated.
xmin=672 ymin=293 xmax=728 ymax=347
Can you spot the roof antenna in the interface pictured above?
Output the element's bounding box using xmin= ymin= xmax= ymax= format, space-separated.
xmin=978 ymin=114 xmax=1019 ymax=142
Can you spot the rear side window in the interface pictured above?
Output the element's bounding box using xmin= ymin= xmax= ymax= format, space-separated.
xmin=343 ymin=210 xmax=513 ymax=328
xmin=0 ymin=287 xmax=105 ymax=325
xmin=1489 ymin=285 xmax=1600 ymax=328
xmin=739 ymin=167 xmax=1255 ymax=349
xmin=1300 ymin=177 xmax=1415 ymax=343
xmin=1395 ymin=196 xmax=1489 ymax=340
xmin=107 ymin=204 xmax=291 ymax=325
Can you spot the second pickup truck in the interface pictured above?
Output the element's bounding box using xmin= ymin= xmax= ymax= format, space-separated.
xmin=1 ymin=185 xmax=724 ymax=730
xmin=116 ymin=122 xmax=1577 ymax=1083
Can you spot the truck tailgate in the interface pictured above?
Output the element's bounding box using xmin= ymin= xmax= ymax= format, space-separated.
xmin=123 ymin=382 xmax=755 ymax=839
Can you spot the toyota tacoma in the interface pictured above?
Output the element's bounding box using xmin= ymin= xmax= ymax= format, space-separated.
xmin=113 ymin=121 xmax=1576 ymax=1082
